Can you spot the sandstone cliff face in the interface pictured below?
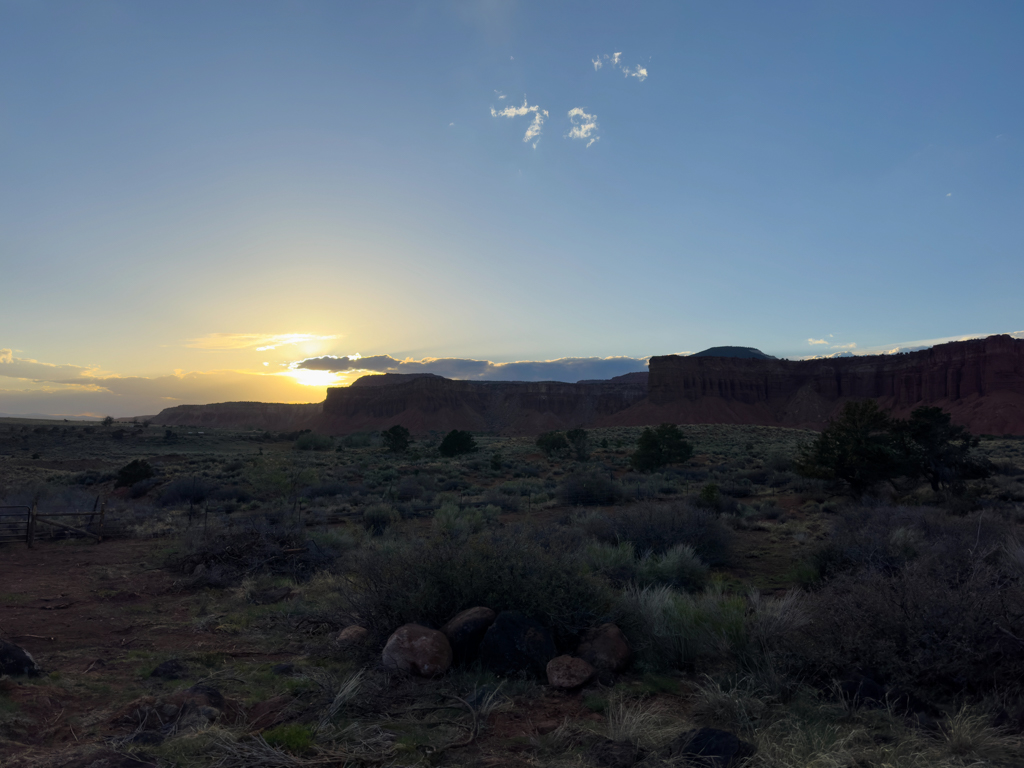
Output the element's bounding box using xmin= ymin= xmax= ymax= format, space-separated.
xmin=321 ymin=376 xmax=648 ymax=435
xmin=151 ymin=336 xmax=1024 ymax=436
xmin=633 ymin=334 xmax=1024 ymax=434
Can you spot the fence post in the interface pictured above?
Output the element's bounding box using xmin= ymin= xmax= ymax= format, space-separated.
xmin=27 ymin=503 xmax=36 ymax=549
xmin=98 ymin=501 xmax=106 ymax=543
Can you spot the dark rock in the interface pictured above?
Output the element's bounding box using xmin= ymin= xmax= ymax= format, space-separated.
xmin=478 ymin=611 xmax=557 ymax=678
xmin=577 ymin=623 xmax=632 ymax=673
xmin=382 ymin=624 xmax=452 ymax=677
xmin=586 ymin=738 xmax=642 ymax=768
xmin=337 ymin=625 xmax=369 ymax=644
xmin=667 ymin=728 xmax=756 ymax=767
xmin=441 ymin=606 xmax=496 ymax=664
xmin=271 ymin=663 xmax=296 ymax=675
xmin=128 ymin=730 xmax=165 ymax=745
xmin=0 ymin=639 xmax=42 ymax=677
xmin=150 ymin=659 xmax=188 ymax=680
xmin=251 ymin=587 xmax=293 ymax=605
xmin=546 ymin=655 xmax=594 ymax=689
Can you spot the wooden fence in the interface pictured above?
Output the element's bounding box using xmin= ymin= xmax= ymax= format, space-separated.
xmin=0 ymin=503 xmax=106 ymax=548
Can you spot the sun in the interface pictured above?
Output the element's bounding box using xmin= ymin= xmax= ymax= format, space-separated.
xmin=285 ymin=368 xmax=341 ymax=388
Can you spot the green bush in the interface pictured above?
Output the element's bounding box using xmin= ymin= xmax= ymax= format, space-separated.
xmin=537 ymin=431 xmax=570 ymax=458
xmin=630 ymin=424 xmax=694 ymax=472
xmin=362 ymin=503 xmax=399 ymax=536
xmin=587 ymin=501 xmax=733 ymax=566
xmin=340 ymin=526 xmax=611 ymax=645
xmin=115 ymin=459 xmax=154 ymax=488
xmin=439 ymin=430 xmax=477 ymax=457
xmin=557 ymin=471 xmax=620 ymax=506
xmin=295 ymin=432 xmax=334 ymax=451
xmin=381 ymin=424 xmax=411 ymax=453
xmin=263 ymin=723 xmax=315 ymax=755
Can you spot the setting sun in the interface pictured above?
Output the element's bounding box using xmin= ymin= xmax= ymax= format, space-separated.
xmin=284 ymin=368 xmax=341 ymax=388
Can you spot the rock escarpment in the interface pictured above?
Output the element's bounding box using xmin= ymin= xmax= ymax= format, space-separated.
xmin=632 ymin=334 xmax=1024 ymax=434
xmin=152 ymin=335 xmax=1024 ymax=435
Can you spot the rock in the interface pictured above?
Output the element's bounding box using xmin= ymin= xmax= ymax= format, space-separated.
xmin=478 ymin=611 xmax=557 ymax=678
xmin=586 ymin=738 xmax=643 ymax=768
xmin=272 ymin=663 xmax=296 ymax=675
xmin=666 ymin=728 xmax=756 ymax=767
xmin=0 ymin=640 xmax=42 ymax=677
xmin=546 ymin=655 xmax=594 ymax=689
xmin=337 ymin=625 xmax=369 ymax=644
xmin=150 ymin=659 xmax=188 ymax=680
xmin=441 ymin=606 xmax=496 ymax=663
xmin=382 ymin=624 xmax=452 ymax=677
xmin=577 ymin=623 xmax=632 ymax=673
xmin=251 ymin=587 xmax=292 ymax=605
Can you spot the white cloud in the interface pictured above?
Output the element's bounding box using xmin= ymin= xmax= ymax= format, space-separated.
xmin=807 ymin=338 xmax=829 ymax=346
xmin=494 ymin=90 xmax=507 ymax=100
xmin=491 ymin=97 xmax=549 ymax=146
xmin=830 ymin=342 xmax=857 ymax=350
xmin=593 ymin=52 xmax=648 ymax=82
xmin=0 ymin=348 xmax=11 ymax=364
xmin=566 ymin=108 xmax=600 ymax=148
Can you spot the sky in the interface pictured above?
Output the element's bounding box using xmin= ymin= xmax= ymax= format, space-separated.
xmin=1 ymin=1 xmax=1022 ymax=418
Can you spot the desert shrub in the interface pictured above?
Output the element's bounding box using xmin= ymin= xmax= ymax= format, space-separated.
xmin=557 ymin=471 xmax=620 ymax=506
xmin=115 ymin=459 xmax=154 ymax=488
xmin=340 ymin=525 xmax=611 ymax=645
xmin=158 ymin=476 xmax=212 ymax=507
xmin=482 ymin=486 xmax=519 ymax=512
xmin=566 ymin=427 xmax=590 ymax=461
xmin=381 ymin=424 xmax=411 ymax=453
xmin=802 ymin=555 xmax=1024 ymax=697
xmin=432 ymin=502 xmax=500 ymax=539
xmin=129 ymin=478 xmax=160 ymax=499
xmin=362 ymin=503 xmax=399 ymax=536
xmin=630 ymin=424 xmax=694 ymax=472
xmin=537 ymin=431 xmax=570 ymax=458
xmin=170 ymin=514 xmax=342 ymax=586
xmin=340 ymin=432 xmax=371 ymax=448
xmin=615 ymin=583 xmax=747 ymax=670
xmin=295 ymin=432 xmax=334 ymax=451
xmin=583 ymin=540 xmax=640 ymax=585
xmin=636 ymin=544 xmax=709 ymax=591
xmin=592 ymin=501 xmax=733 ymax=566
xmin=439 ymin=430 xmax=477 ymax=457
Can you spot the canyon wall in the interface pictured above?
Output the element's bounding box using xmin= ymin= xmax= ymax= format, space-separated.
xmin=151 ymin=335 xmax=1024 ymax=436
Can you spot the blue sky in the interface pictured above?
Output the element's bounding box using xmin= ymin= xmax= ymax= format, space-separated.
xmin=1 ymin=1 xmax=1022 ymax=416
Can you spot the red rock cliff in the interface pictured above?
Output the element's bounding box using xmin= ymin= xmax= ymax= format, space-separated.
xmin=630 ymin=334 xmax=1024 ymax=434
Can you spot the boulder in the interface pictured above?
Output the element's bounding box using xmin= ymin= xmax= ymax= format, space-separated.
xmin=337 ymin=625 xmax=369 ymax=644
xmin=150 ymin=658 xmax=188 ymax=680
xmin=546 ymin=655 xmax=595 ymax=689
xmin=381 ymin=624 xmax=452 ymax=677
xmin=577 ymin=623 xmax=632 ymax=673
xmin=0 ymin=640 xmax=42 ymax=677
xmin=666 ymin=728 xmax=756 ymax=767
xmin=478 ymin=611 xmax=556 ymax=678
xmin=247 ymin=695 xmax=294 ymax=730
xmin=441 ymin=606 xmax=496 ymax=663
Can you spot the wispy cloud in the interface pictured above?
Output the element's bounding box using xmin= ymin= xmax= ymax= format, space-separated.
xmin=494 ymin=90 xmax=507 ymax=100
xmin=491 ymin=97 xmax=549 ymax=147
xmin=185 ymin=333 xmax=338 ymax=351
xmin=292 ymin=353 xmax=649 ymax=383
xmin=0 ymin=348 xmax=11 ymax=364
xmin=593 ymin=51 xmax=647 ymax=81
xmin=807 ymin=338 xmax=829 ymax=346
xmin=566 ymin=108 xmax=600 ymax=148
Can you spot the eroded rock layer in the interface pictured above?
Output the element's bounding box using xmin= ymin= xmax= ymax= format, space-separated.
xmin=151 ymin=336 xmax=1024 ymax=435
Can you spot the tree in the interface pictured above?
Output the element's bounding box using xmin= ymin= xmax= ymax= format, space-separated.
xmin=565 ymin=428 xmax=590 ymax=462
xmin=796 ymin=400 xmax=903 ymax=497
xmin=439 ymin=429 xmax=477 ymax=457
xmin=898 ymin=406 xmax=992 ymax=494
xmin=630 ymin=423 xmax=694 ymax=472
xmin=382 ymin=424 xmax=412 ymax=453
xmin=115 ymin=459 xmax=154 ymax=488
xmin=102 ymin=416 xmax=114 ymax=427
xmin=536 ymin=431 xmax=570 ymax=458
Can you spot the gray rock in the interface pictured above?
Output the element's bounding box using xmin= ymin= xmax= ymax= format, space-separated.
xmin=0 ymin=640 xmax=42 ymax=677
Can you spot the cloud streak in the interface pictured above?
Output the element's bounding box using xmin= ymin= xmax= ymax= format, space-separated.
xmin=292 ymin=353 xmax=649 ymax=383
xmin=186 ymin=333 xmax=338 ymax=351
xmin=491 ymin=97 xmax=549 ymax=147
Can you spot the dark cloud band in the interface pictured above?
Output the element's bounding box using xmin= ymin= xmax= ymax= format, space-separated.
xmin=292 ymin=354 xmax=649 ymax=383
